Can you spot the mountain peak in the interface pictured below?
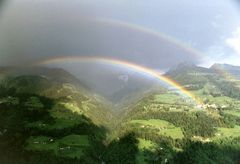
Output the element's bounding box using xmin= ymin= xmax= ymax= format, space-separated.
xmin=210 ymin=63 xmax=240 ymax=71
xmin=175 ymin=62 xmax=196 ymax=68
xmin=166 ymin=62 xmax=197 ymax=74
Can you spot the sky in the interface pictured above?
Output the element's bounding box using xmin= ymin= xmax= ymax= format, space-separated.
xmin=0 ymin=0 xmax=240 ymax=69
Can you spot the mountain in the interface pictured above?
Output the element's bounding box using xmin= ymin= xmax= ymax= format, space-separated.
xmin=165 ymin=62 xmax=240 ymax=98
xmin=211 ymin=63 xmax=240 ymax=71
xmin=211 ymin=63 xmax=240 ymax=79
xmin=0 ymin=66 xmax=91 ymax=91
xmin=165 ymin=62 xmax=214 ymax=90
xmin=0 ymin=64 xmax=240 ymax=163
xmin=114 ymin=63 xmax=240 ymax=163
xmin=0 ymin=66 xmax=114 ymax=126
xmin=0 ymin=66 xmax=143 ymax=163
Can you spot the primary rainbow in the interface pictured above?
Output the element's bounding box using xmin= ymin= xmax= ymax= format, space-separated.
xmin=36 ymin=56 xmax=202 ymax=105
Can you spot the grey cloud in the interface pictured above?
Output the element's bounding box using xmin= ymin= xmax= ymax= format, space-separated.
xmin=0 ymin=0 xmax=239 ymax=68
xmin=0 ymin=0 xmax=200 ymax=68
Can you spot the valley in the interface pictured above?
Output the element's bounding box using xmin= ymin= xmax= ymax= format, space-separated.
xmin=0 ymin=64 xmax=240 ymax=163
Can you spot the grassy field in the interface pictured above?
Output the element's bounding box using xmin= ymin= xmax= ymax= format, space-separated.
xmin=26 ymin=135 xmax=90 ymax=158
xmin=25 ymin=100 xmax=89 ymax=131
xmin=60 ymin=135 xmax=89 ymax=146
xmin=192 ymin=89 xmax=240 ymax=107
xmin=61 ymin=102 xmax=83 ymax=114
xmin=26 ymin=136 xmax=58 ymax=153
xmin=136 ymin=138 xmax=157 ymax=164
xmin=131 ymin=119 xmax=175 ymax=127
xmin=214 ymin=126 xmax=240 ymax=139
xmin=130 ymin=119 xmax=184 ymax=139
xmin=223 ymin=110 xmax=240 ymax=117
xmin=26 ymin=118 xmax=81 ymax=130
xmin=138 ymin=138 xmax=157 ymax=150
xmin=154 ymin=93 xmax=181 ymax=104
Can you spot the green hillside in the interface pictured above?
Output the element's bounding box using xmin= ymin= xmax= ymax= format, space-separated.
xmin=0 ymin=65 xmax=240 ymax=163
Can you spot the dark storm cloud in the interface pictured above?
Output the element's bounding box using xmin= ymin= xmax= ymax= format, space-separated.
xmin=0 ymin=0 xmax=200 ymax=69
xmin=0 ymin=0 xmax=6 ymax=7
xmin=0 ymin=0 xmax=7 ymax=17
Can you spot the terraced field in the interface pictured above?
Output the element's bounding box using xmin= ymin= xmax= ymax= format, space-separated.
xmin=214 ymin=126 xmax=240 ymax=139
xmin=26 ymin=135 xmax=90 ymax=158
xmin=26 ymin=118 xmax=81 ymax=130
xmin=129 ymin=119 xmax=184 ymax=139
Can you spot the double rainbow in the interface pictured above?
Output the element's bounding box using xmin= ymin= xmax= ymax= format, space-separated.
xmin=36 ymin=56 xmax=202 ymax=105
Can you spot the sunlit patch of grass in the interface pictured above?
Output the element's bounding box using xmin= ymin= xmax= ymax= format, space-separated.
xmin=223 ymin=110 xmax=240 ymax=117
xmin=154 ymin=93 xmax=181 ymax=104
xmin=130 ymin=119 xmax=184 ymax=139
xmin=61 ymin=102 xmax=83 ymax=114
xmin=214 ymin=126 xmax=240 ymax=139
xmin=136 ymin=138 xmax=157 ymax=164
xmin=138 ymin=138 xmax=157 ymax=150
xmin=192 ymin=89 xmax=240 ymax=107
xmin=130 ymin=119 xmax=174 ymax=127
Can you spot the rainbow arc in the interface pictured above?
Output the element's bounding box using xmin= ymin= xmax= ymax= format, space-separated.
xmin=36 ymin=56 xmax=203 ymax=105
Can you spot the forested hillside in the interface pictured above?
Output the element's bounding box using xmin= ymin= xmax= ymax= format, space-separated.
xmin=0 ymin=65 xmax=240 ymax=163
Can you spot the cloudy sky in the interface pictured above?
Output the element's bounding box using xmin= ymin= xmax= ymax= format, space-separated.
xmin=0 ymin=0 xmax=240 ymax=69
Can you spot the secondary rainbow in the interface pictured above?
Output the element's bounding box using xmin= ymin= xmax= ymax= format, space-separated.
xmin=96 ymin=18 xmax=203 ymax=58
xmin=96 ymin=19 xmax=240 ymax=82
xmin=212 ymin=64 xmax=239 ymax=83
xmin=36 ymin=56 xmax=202 ymax=105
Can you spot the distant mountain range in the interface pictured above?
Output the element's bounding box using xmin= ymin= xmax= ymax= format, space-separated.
xmin=167 ymin=62 xmax=240 ymax=83
xmin=210 ymin=63 xmax=240 ymax=79
xmin=111 ymin=63 xmax=240 ymax=106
